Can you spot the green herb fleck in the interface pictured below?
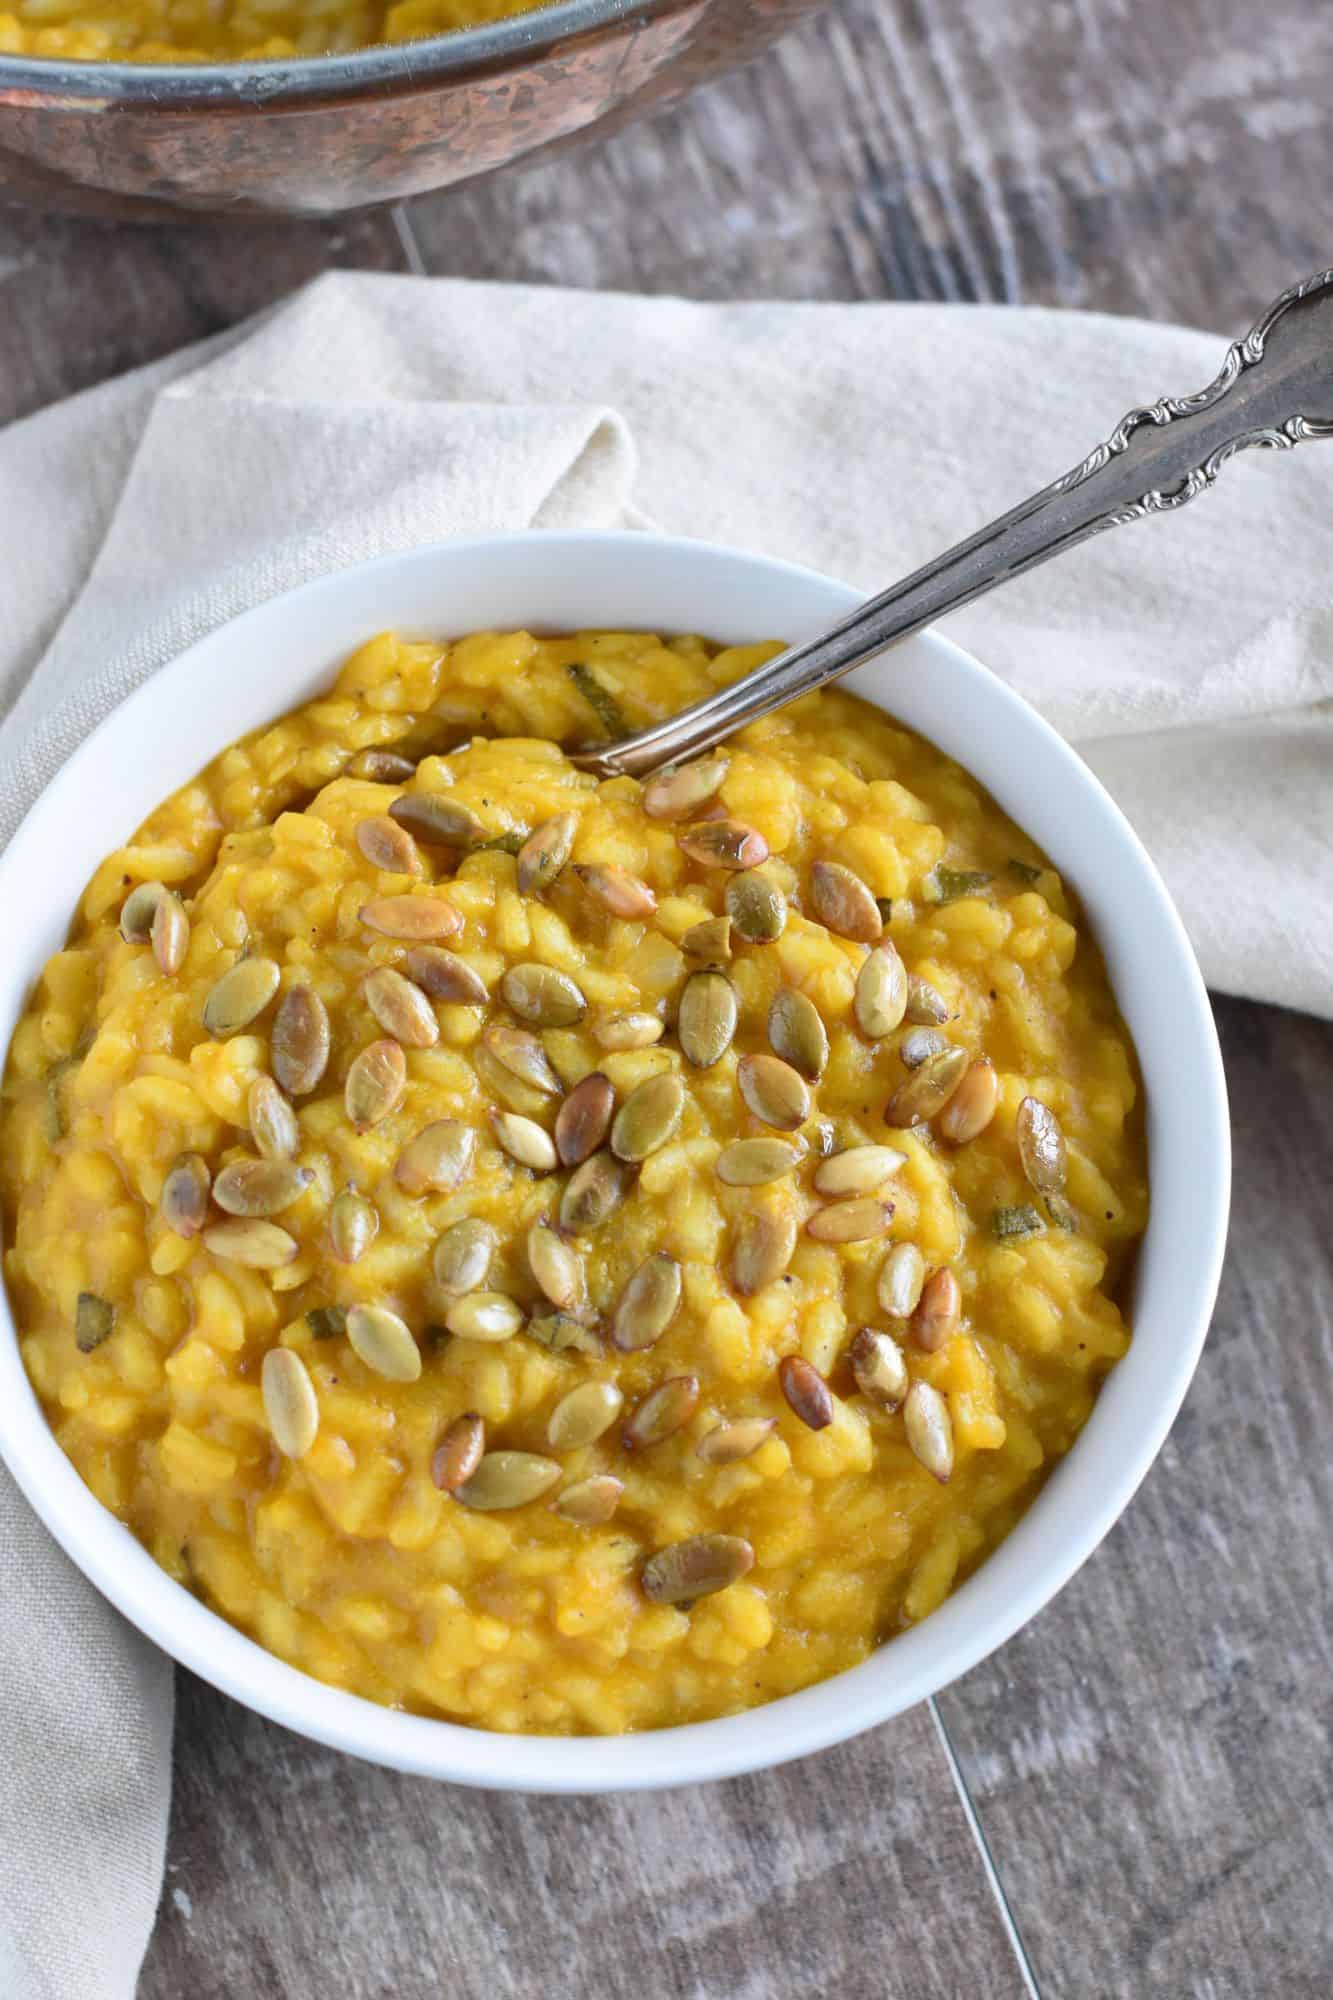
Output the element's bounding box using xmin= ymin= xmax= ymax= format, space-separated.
xmin=75 ymin=1292 xmax=116 ymax=1353
xmin=1008 ymin=857 xmax=1044 ymax=885
xmin=306 ymin=1305 xmax=348 ymax=1341
xmin=931 ymin=867 xmax=994 ymax=903
xmin=470 ymin=830 xmax=527 ymax=856
xmin=991 ymin=1204 xmax=1046 ymax=1241
xmin=566 ymin=662 xmax=628 ymax=740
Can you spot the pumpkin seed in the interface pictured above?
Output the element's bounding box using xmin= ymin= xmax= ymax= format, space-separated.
xmin=363 ymin=966 xmax=439 ymax=1049
xmin=911 ymin=1266 xmax=961 ymax=1351
xmin=526 ymin=1311 xmax=603 ymax=1357
xmin=307 ymin=1304 xmax=348 ymax=1341
xmin=612 ymin=1252 xmax=682 ymax=1352
xmin=348 ymin=747 xmax=416 ymax=783
xmin=346 ymin=1303 xmax=421 ymax=1380
xmin=484 ymin=1024 xmax=562 ymax=1096
xmin=900 ymin=1027 xmax=952 ymax=1070
xmin=905 ymin=976 xmax=949 ymax=1025
xmin=992 ymin=1203 xmax=1046 ymax=1241
xmin=778 ymin=1354 xmax=834 ymax=1430
xmin=457 ymin=1450 xmax=562 ymax=1511
xmin=555 ymin=1072 xmax=615 ymax=1166
xmin=559 ymin=1150 xmax=632 ymax=1232
xmin=566 ymin=661 xmax=627 ymax=739
xmin=75 ymin=1291 xmax=115 ymax=1352
xmin=1017 ymin=1095 xmax=1067 ymax=1195
xmin=813 ymin=1145 xmax=906 ymax=1198
xmin=767 ymin=989 xmax=828 ymax=1080
xmin=681 ymin=915 xmax=733 ymax=961
xmin=203 ymin=957 xmax=280 ymax=1038
xmin=553 ymin=1475 xmax=624 ymax=1525
xmin=119 ymin=880 xmax=164 ymax=944
xmin=329 ymin=1188 xmax=378 ymax=1264
xmin=624 ymin=1373 xmax=699 ymax=1449
xmin=1046 ymin=1193 xmax=1079 ymax=1233
xmin=642 ymin=757 xmax=729 ymax=822
xmin=806 ymin=1197 xmax=893 ymax=1243
xmin=904 ymin=1380 xmax=954 ymax=1482
xmin=446 ymin=1291 xmax=524 ymax=1342
xmin=547 ymin=1380 xmax=623 ymax=1451
xmin=491 ymin=1109 xmax=558 ymax=1173
xmin=696 ymin=1417 xmax=777 ymax=1464
xmin=678 ymin=819 xmax=769 ymax=871
xmin=404 ymin=946 xmax=489 ymax=1007
xmin=262 ymin=1348 xmax=319 ymax=1458
xmin=248 ymin=1075 xmax=300 ymax=1160
xmin=345 ymin=1038 xmax=407 ymax=1131
xmin=848 ymin=1327 xmax=908 ymax=1411
xmin=877 ymin=1241 xmax=926 ymax=1318
xmin=213 ymin=1157 xmax=314 ymax=1217
xmin=501 ymin=962 xmax=587 ymax=1028
xmin=886 ymin=1044 xmax=970 ymax=1127
xmin=388 ymin=793 xmax=481 ymax=849
xmin=611 ymin=1072 xmax=685 ymax=1161
xmin=725 ymin=868 xmax=787 ymax=944
xmin=432 ymin=1412 xmax=485 ymax=1494
xmin=854 ymin=941 xmax=908 ymax=1038
xmin=528 ymin=1219 xmax=584 ymax=1311
xmin=730 ymin=1206 xmax=797 ymax=1294
xmin=151 ymin=891 xmax=189 ymax=976
xmin=737 ymin=1051 xmax=810 ymax=1131
xmin=160 ymin=1153 xmax=210 ymax=1238
xmin=356 ymin=814 xmax=421 ymax=874
xmin=809 ymin=861 xmax=882 ymax=942
xmin=271 ymin=985 xmax=330 ymax=1096
xmin=432 ymin=1218 xmax=496 ymax=1297
xmin=202 ymin=1218 xmax=298 ymax=1269
xmin=677 ymin=970 xmax=738 ymax=1069
xmin=939 ymin=1058 xmax=999 ymax=1142
xmin=591 ymin=1010 xmax=664 ymax=1051
xmin=516 ymin=811 xmax=578 ymax=896
xmin=641 ymin=1533 xmax=754 ymax=1604
xmin=715 ymin=1137 xmax=801 ymax=1187
xmin=396 ymin=1119 xmax=476 ymax=1195
xmin=359 ymin=896 xmax=461 ymax=942
xmin=575 ymin=863 xmax=657 ymax=920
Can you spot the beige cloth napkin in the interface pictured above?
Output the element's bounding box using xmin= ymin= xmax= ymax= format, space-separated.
xmin=1 ymin=273 xmax=1329 ymax=1998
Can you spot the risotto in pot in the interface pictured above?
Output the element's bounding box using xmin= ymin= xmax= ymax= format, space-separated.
xmin=0 ymin=0 xmax=541 ymax=64
xmin=1 ymin=629 xmax=1148 ymax=1735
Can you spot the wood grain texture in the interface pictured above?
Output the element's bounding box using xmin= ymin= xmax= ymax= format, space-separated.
xmin=3 ymin=0 xmax=1331 ymax=1993
xmin=936 ymin=996 xmax=1333 ymax=1998
xmin=143 ymin=1679 xmax=1028 ymax=2000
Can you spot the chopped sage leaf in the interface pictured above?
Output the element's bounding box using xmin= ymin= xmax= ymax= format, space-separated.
xmin=1008 ymin=857 xmax=1044 ymax=885
xmin=471 ymin=830 xmax=527 ymax=856
xmin=75 ymin=1292 xmax=115 ymax=1352
xmin=991 ymin=1203 xmax=1046 ymax=1241
xmin=931 ymin=867 xmax=994 ymax=903
xmin=567 ymin=662 xmax=628 ymax=740
xmin=306 ymin=1305 xmax=348 ymax=1341
xmin=875 ymin=897 xmax=894 ymax=924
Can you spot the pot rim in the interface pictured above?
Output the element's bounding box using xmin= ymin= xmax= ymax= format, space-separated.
xmin=0 ymin=0 xmax=675 ymax=106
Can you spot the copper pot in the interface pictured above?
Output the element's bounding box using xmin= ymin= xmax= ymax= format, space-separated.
xmin=0 ymin=0 xmax=823 ymax=220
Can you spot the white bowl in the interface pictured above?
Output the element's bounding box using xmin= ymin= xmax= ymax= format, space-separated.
xmin=0 ymin=533 xmax=1229 ymax=1791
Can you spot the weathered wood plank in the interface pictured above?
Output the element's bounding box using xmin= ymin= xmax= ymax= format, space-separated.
xmin=141 ymin=1679 xmax=1027 ymax=2000
xmin=937 ymin=996 xmax=1333 ymax=1997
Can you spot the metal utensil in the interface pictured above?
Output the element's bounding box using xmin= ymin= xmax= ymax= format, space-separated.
xmin=572 ymin=267 xmax=1333 ymax=780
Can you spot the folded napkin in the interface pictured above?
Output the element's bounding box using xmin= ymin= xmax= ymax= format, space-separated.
xmin=1 ymin=273 xmax=1329 ymax=1999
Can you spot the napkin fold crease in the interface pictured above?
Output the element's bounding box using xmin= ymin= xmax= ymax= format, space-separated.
xmin=1 ymin=270 xmax=1329 ymax=2000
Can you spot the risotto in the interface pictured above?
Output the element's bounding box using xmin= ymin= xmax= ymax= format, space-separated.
xmin=0 ymin=0 xmax=541 ymax=64
xmin=1 ymin=629 xmax=1147 ymax=1735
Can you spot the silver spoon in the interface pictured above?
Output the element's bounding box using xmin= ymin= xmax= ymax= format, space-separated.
xmin=571 ymin=267 xmax=1333 ymax=780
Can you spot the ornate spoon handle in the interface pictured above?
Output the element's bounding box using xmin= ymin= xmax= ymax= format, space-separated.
xmin=573 ymin=268 xmax=1333 ymax=779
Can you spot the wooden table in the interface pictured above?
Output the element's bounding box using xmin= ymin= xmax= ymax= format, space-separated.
xmin=5 ymin=2 xmax=1330 ymax=1992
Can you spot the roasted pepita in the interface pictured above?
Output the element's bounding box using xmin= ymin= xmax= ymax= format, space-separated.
xmin=432 ymin=1412 xmax=485 ymax=1494
xmin=491 ymin=1109 xmax=558 ymax=1172
xmin=345 ymin=1038 xmax=407 ymax=1131
xmin=737 ymin=1051 xmax=810 ymax=1131
xmin=809 ymin=860 xmax=882 ymax=942
xmin=904 ymin=1380 xmax=954 ymax=1482
xmin=725 ymin=868 xmax=787 ymax=944
xmin=575 ymin=863 xmax=658 ymax=920
xmin=813 ymin=1145 xmax=906 ymax=1198
xmin=553 ymin=1474 xmax=624 ymax=1525
xmin=329 ymin=1188 xmax=377 ymax=1263
xmin=696 ymin=1417 xmax=777 ymax=1464
xmin=555 ymin=1072 xmax=615 ymax=1166
xmin=939 ymin=1058 xmax=999 ymax=1142
xmin=612 ymin=1251 xmax=682 ymax=1352
xmin=456 ymin=1450 xmax=562 ymax=1511
xmin=213 ymin=1157 xmax=314 ymax=1217
xmin=445 ymin=1291 xmax=525 ymax=1342
xmin=203 ymin=957 xmax=280 ymax=1038
xmin=877 ymin=1241 xmax=926 ymax=1318
xmin=262 ymin=1348 xmax=319 ymax=1458
xmin=150 ymin=891 xmax=189 ymax=976
xmin=516 ymin=811 xmax=578 ymax=896
xmin=911 ymin=1266 xmax=960 ymax=1351
xmin=854 ymin=941 xmax=908 ymax=1038
xmin=347 ymin=747 xmax=416 ymax=783
xmin=363 ymin=966 xmax=439 ymax=1049
xmin=886 ymin=1044 xmax=969 ymax=1126
xmin=1017 ymin=1095 xmax=1067 ymax=1195
xmin=641 ymin=1533 xmax=755 ymax=1604
xmin=359 ymin=896 xmax=462 ymax=941
xmin=389 ymin=793 xmax=481 ymax=849
xmin=677 ymin=819 xmax=769 ymax=871
xmin=677 ymin=970 xmax=738 ymax=1068
xmin=484 ymin=1024 xmax=563 ymax=1096
xmin=806 ymin=1196 xmax=893 ymax=1243
xmin=778 ymin=1354 xmax=834 ymax=1430
xmin=591 ymin=1010 xmax=664 ymax=1051
xmin=547 ymin=1380 xmax=623 ymax=1451
xmin=680 ymin=915 xmax=733 ymax=961
xmin=202 ymin=1218 xmax=298 ymax=1269
xmin=559 ymin=1150 xmax=632 ymax=1234
xmin=848 ymin=1327 xmax=908 ymax=1411
xmin=404 ymin=946 xmax=489 ymax=1007
xmin=356 ymin=814 xmax=420 ymax=875
xmin=900 ymin=1026 xmax=952 ymax=1070
xmin=395 ymin=1119 xmax=476 ymax=1195
xmin=248 ymin=1075 xmax=300 ymax=1160
xmin=501 ymin=962 xmax=587 ymax=1027
xmin=346 ymin=1303 xmax=422 ymax=1381
xmin=528 ymin=1218 xmax=584 ymax=1312
xmin=119 ymin=880 xmax=164 ymax=944
xmin=271 ymin=985 xmax=330 ymax=1096
xmin=642 ymin=757 xmax=728 ymax=821
xmin=432 ymin=1218 xmax=496 ymax=1297
xmin=715 ymin=1137 xmax=801 ymax=1187
xmin=623 ymin=1373 xmax=699 ymax=1449
xmin=611 ymin=1072 xmax=685 ymax=1161
xmin=905 ymin=976 xmax=949 ymax=1025
xmin=767 ymin=989 xmax=828 ymax=1080
xmin=730 ymin=1206 xmax=798 ymax=1294
xmin=160 ymin=1153 xmax=210 ymax=1238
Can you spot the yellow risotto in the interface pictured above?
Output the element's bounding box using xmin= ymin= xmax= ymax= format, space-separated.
xmin=2 ymin=629 xmax=1147 ymax=1736
xmin=0 ymin=0 xmax=542 ymax=64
